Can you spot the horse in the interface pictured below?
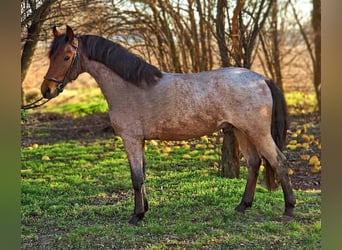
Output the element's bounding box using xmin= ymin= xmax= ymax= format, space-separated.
xmin=40 ymin=25 xmax=296 ymax=225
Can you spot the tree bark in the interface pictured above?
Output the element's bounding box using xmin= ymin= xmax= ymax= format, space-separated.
xmin=221 ymin=125 xmax=240 ymax=178
xmin=216 ymin=0 xmax=240 ymax=178
xmin=271 ymin=0 xmax=283 ymax=91
xmin=21 ymin=0 xmax=58 ymax=105
xmin=232 ymin=0 xmax=245 ymax=65
xmin=312 ymin=0 xmax=321 ymax=113
xmin=216 ymin=0 xmax=230 ymax=67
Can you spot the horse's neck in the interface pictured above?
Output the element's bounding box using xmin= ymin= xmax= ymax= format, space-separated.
xmin=83 ymin=59 xmax=139 ymax=106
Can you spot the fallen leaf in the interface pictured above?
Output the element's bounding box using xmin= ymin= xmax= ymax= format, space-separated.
xmin=149 ymin=140 xmax=158 ymax=146
xmin=301 ymin=134 xmax=310 ymax=142
xmin=200 ymin=136 xmax=209 ymax=143
xmin=182 ymin=154 xmax=191 ymax=159
xmin=290 ymin=133 xmax=298 ymax=138
xmin=41 ymin=155 xmax=50 ymax=161
xmin=300 ymin=154 xmax=311 ymax=161
xmin=199 ymin=155 xmax=206 ymax=161
xmin=160 ymin=153 xmax=170 ymax=158
xmin=162 ymin=147 xmax=172 ymax=153
xmin=190 ymin=150 xmax=199 ymax=155
xmin=289 ymin=140 xmax=297 ymax=145
xmin=286 ymin=145 xmax=297 ymax=150
xmin=259 ymin=165 xmax=265 ymax=171
xmin=308 ymin=155 xmax=320 ymax=166
xmin=310 ymin=165 xmax=321 ymax=173
xmin=288 ymin=168 xmax=294 ymax=175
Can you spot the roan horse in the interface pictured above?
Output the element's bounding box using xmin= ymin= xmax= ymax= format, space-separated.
xmin=41 ymin=25 xmax=296 ymax=225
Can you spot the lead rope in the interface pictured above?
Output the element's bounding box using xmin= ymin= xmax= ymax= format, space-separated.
xmin=21 ymin=97 xmax=51 ymax=110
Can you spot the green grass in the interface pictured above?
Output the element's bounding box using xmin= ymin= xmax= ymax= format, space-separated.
xmin=21 ymin=137 xmax=321 ymax=249
xmin=285 ymin=92 xmax=318 ymax=114
xmin=41 ymin=88 xmax=108 ymax=116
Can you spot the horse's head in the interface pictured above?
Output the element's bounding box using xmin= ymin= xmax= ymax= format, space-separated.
xmin=41 ymin=25 xmax=81 ymax=99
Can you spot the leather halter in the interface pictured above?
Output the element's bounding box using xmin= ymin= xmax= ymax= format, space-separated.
xmin=44 ymin=40 xmax=80 ymax=93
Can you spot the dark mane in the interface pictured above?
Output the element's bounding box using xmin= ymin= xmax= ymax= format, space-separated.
xmin=79 ymin=35 xmax=162 ymax=87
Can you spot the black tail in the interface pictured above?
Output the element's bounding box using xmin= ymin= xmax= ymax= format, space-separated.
xmin=264 ymin=79 xmax=288 ymax=191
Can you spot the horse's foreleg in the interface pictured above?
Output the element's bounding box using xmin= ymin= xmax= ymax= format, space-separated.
xmin=236 ymin=157 xmax=261 ymax=213
xmin=234 ymin=132 xmax=261 ymax=213
xmin=122 ymin=136 xmax=148 ymax=225
xmin=235 ymin=152 xmax=261 ymax=213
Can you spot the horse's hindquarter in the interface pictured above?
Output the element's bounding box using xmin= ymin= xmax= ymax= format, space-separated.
xmin=142 ymin=68 xmax=273 ymax=140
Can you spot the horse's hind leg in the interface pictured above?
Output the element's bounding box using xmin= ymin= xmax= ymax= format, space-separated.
xmin=122 ymin=136 xmax=148 ymax=225
xmin=257 ymin=136 xmax=296 ymax=217
xmin=234 ymin=130 xmax=261 ymax=213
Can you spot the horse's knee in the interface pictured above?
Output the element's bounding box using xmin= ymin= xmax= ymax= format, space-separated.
xmin=247 ymin=157 xmax=261 ymax=175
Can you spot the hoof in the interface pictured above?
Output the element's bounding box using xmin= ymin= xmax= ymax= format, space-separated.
xmin=235 ymin=202 xmax=252 ymax=214
xmin=235 ymin=204 xmax=245 ymax=214
xmin=128 ymin=213 xmax=144 ymax=226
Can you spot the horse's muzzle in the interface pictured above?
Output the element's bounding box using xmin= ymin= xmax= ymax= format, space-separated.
xmin=41 ymin=80 xmax=60 ymax=99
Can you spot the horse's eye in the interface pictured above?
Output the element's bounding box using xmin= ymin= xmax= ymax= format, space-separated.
xmin=64 ymin=56 xmax=70 ymax=61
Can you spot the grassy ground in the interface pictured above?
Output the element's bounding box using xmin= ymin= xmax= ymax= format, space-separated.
xmin=21 ymin=89 xmax=320 ymax=249
xmin=21 ymin=138 xmax=320 ymax=249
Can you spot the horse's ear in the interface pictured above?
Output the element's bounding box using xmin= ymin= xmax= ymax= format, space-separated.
xmin=52 ymin=26 xmax=60 ymax=38
xmin=66 ymin=25 xmax=75 ymax=42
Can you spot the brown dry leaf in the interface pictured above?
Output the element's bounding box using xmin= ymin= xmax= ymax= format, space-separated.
xmin=300 ymin=154 xmax=311 ymax=161
xmin=199 ymin=155 xmax=206 ymax=161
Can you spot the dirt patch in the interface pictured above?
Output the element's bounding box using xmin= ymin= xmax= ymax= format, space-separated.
xmin=21 ymin=111 xmax=320 ymax=191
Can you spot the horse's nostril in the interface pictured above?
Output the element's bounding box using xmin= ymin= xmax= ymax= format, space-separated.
xmin=42 ymin=86 xmax=51 ymax=98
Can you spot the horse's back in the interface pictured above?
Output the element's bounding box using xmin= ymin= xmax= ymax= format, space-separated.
xmin=141 ymin=67 xmax=273 ymax=140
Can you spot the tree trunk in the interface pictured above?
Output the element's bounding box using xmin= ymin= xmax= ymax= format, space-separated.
xmin=216 ymin=0 xmax=240 ymax=178
xmin=21 ymin=21 xmax=43 ymax=105
xmin=231 ymin=0 xmax=245 ymax=66
xmin=21 ymin=0 xmax=58 ymax=105
xmin=216 ymin=0 xmax=230 ymax=67
xmin=271 ymin=0 xmax=283 ymax=91
xmin=221 ymin=125 xmax=240 ymax=178
xmin=312 ymin=0 xmax=321 ymax=113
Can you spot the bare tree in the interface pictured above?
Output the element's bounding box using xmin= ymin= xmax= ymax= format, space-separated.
xmin=215 ymin=0 xmax=273 ymax=178
xmin=21 ymin=0 xmax=59 ymax=104
xmin=312 ymin=0 xmax=321 ymax=112
xmin=258 ymin=0 xmax=283 ymax=91
xmin=288 ymin=0 xmax=320 ymax=112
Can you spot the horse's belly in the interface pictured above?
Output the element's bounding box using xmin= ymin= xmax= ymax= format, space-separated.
xmin=144 ymin=116 xmax=225 ymax=141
